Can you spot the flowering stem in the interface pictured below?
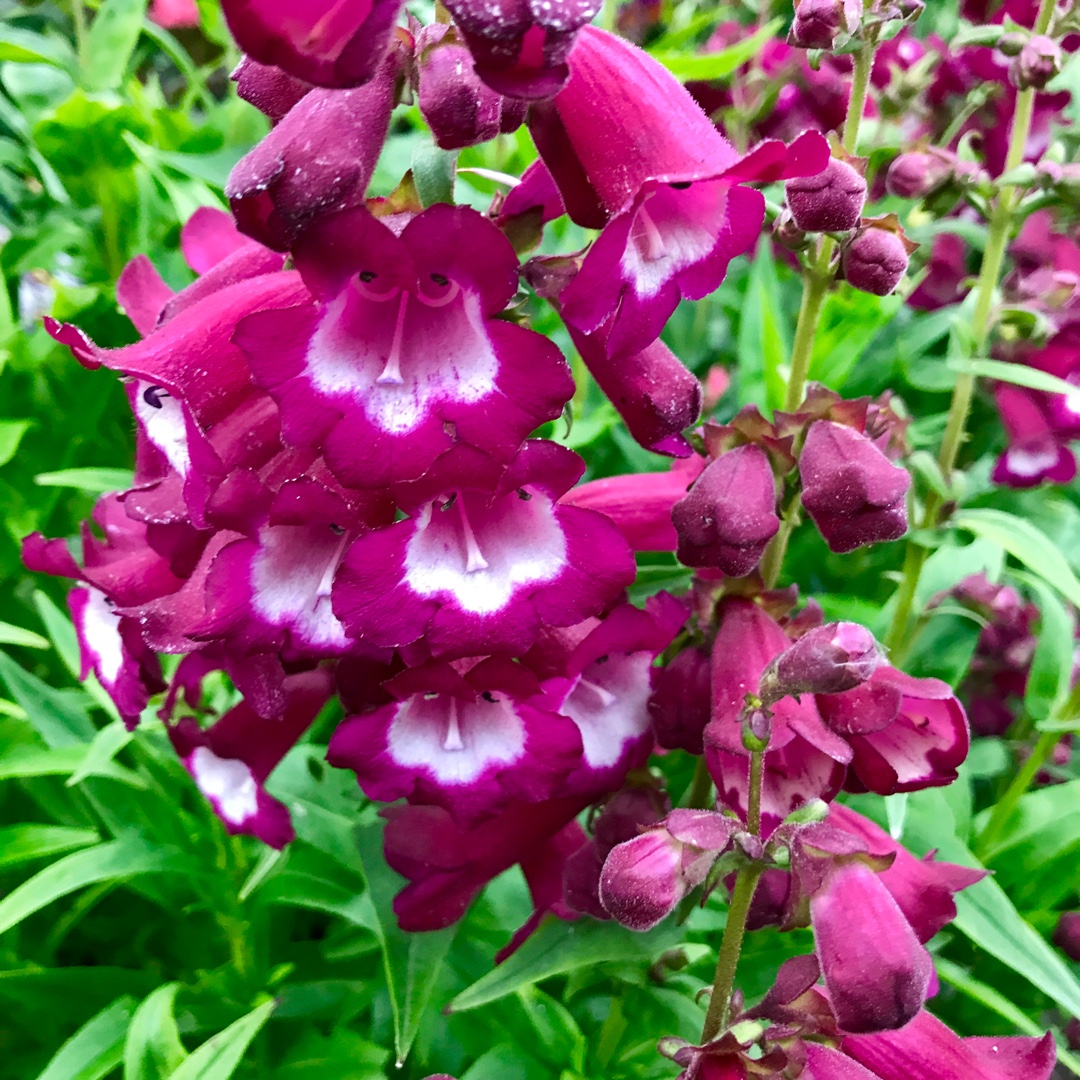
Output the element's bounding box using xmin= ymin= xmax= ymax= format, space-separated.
xmin=699 ymin=749 xmax=765 ymax=1043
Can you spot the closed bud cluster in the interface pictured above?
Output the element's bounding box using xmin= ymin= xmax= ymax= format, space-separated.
xmin=759 ymin=621 xmax=882 ymax=704
xmin=789 ymin=0 xmax=862 ymax=50
xmin=886 ymin=149 xmax=957 ymax=199
xmin=785 ymin=157 xmax=867 ymax=233
xmin=1009 ymin=35 xmax=1064 ymax=91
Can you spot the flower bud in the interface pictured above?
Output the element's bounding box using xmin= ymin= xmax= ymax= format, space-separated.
xmin=885 ymin=150 xmax=955 ymax=199
xmin=811 ymin=861 xmax=933 ymax=1034
xmin=759 ymin=622 xmax=882 ymax=704
xmin=649 ymin=646 xmax=711 ymax=754
xmin=789 ymin=0 xmax=861 ymax=50
xmin=1009 ymin=35 xmax=1063 ymax=91
xmin=774 ymin=208 xmax=810 ymax=251
xmin=799 ymin=420 xmax=911 ymax=554
xmin=1055 ymin=911 xmax=1080 ymax=962
xmin=841 ymin=221 xmax=915 ymax=296
xmin=785 ymin=157 xmax=867 ymax=233
xmin=671 ymin=444 xmax=780 ymax=577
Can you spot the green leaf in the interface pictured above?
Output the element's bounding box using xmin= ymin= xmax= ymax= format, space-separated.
xmin=82 ymin=0 xmax=148 ymax=92
xmin=36 ymin=995 xmax=136 ymax=1080
xmin=810 ymin=285 xmax=902 ymax=389
xmin=68 ymin=721 xmax=136 ymax=787
xmin=124 ymin=984 xmax=188 ymax=1080
xmin=0 ymin=824 xmax=99 ymax=870
xmin=449 ymin=915 xmax=680 ymax=1013
xmin=1017 ymin=574 xmax=1076 ymax=723
xmin=0 ymin=419 xmax=30 ymax=468
xmin=355 ymin=823 xmax=455 ymax=1064
xmin=0 ymin=744 xmax=138 ymax=785
xmin=651 ymin=20 xmax=781 ymax=81
xmin=0 ymin=621 xmax=49 ymax=649
xmin=412 ymin=146 xmax=457 ymax=208
xmin=0 ymin=837 xmax=191 ymax=936
xmin=952 ymin=508 xmax=1080 ymax=608
xmin=737 ymin=250 xmax=791 ymax=411
xmin=34 ymin=590 xmax=82 ymax=679
xmin=0 ymin=650 xmax=95 ymax=746
xmin=36 ymin=467 xmax=135 ymax=495
xmin=948 ymin=356 xmax=1080 ymax=399
xmin=168 ymin=999 xmax=275 ymax=1080
xmin=0 ymin=27 xmax=75 ymax=68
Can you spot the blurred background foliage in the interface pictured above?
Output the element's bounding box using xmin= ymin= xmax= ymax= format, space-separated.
xmin=1 ymin=1 xmax=1080 ymax=1078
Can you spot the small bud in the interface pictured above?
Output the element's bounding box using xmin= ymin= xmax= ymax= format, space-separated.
xmin=1009 ymin=35 xmax=1063 ymax=91
xmin=886 ymin=150 xmax=955 ymax=199
xmin=741 ymin=706 xmax=772 ymax=752
xmin=774 ymin=208 xmax=810 ymax=251
xmin=649 ymin=646 xmax=711 ymax=754
xmin=841 ymin=219 xmax=917 ymax=296
xmin=759 ymin=622 xmax=882 ymax=704
xmin=785 ymin=157 xmax=867 ymax=233
xmin=1055 ymin=911 xmax=1080 ymax=963
xmin=789 ymin=0 xmax=861 ymax=50
xmin=997 ymin=31 xmax=1027 ymax=57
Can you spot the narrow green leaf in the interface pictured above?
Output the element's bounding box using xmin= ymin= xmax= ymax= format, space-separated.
xmin=0 ymin=824 xmax=99 ymax=870
xmin=34 ymin=590 xmax=82 ymax=679
xmin=168 ymin=999 xmax=274 ymax=1080
xmin=0 ymin=837 xmax=191 ymax=936
xmin=449 ymin=915 xmax=680 ymax=1013
xmin=952 ymin=508 xmax=1080 ymax=608
xmin=0 ymin=650 xmax=95 ymax=746
xmin=412 ymin=145 xmax=457 ymax=208
xmin=0 ymin=419 xmax=30 ymax=468
xmin=36 ymin=467 xmax=135 ymax=495
xmin=82 ymin=0 xmax=148 ymax=92
xmin=124 ymin=984 xmax=188 ymax=1080
xmin=0 ymin=27 xmax=75 ymax=68
xmin=0 ymin=745 xmax=138 ymax=785
xmin=1017 ymin=574 xmax=1076 ymax=723
xmin=948 ymin=356 xmax=1080 ymax=399
xmin=651 ymin=20 xmax=781 ymax=81
xmin=68 ymin=721 xmax=136 ymax=787
xmin=36 ymin=995 xmax=136 ymax=1080
xmin=738 ymin=250 xmax=791 ymax=411
xmin=0 ymin=621 xmax=49 ymax=649
xmin=355 ymin=823 xmax=455 ymax=1064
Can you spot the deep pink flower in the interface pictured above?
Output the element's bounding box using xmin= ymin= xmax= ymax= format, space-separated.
xmin=332 ymin=441 xmax=636 ymax=659
xmin=649 ymin=645 xmax=711 ymax=754
xmin=231 ymin=57 xmax=312 ymax=124
xmin=441 ymin=0 xmax=602 ymax=100
xmin=672 ymin=444 xmax=780 ymax=576
xmin=150 ymin=0 xmax=199 ymax=29
xmin=169 ymin=669 xmax=334 ymax=848
xmin=760 ymin=622 xmax=881 ymax=702
xmin=907 ymin=233 xmax=968 ymax=311
xmin=992 ymin=384 xmax=1077 ymax=488
xmin=1056 ymin=911 xmax=1080 ymax=961
xmin=221 ymin=0 xmax=404 ymax=89
xmin=236 ymin=204 xmax=573 ymax=488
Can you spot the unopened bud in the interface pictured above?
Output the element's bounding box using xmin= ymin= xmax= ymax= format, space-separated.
xmin=997 ymin=31 xmax=1027 ymax=57
xmin=841 ymin=219 xmax=917 ymax=296
xmin=1055 ymin=912 xmax=1080 ymax=963
xmin=785 ymin=157 xmax=867 ymax=233
xmin=774 ymin=208 xmax=810 ymax=251
xmin=1009 ymin=35 xmax=1063 ymax=91
xmin=789 ymin=0 xmax=861 ymax=50
xmin=759 ymin=622 xmax=882 ymax=704
xmin=886 ymin=150 xmax=955 ymax=199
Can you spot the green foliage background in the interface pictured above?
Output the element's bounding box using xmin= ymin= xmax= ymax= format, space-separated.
xmin=1 ymin=1 xmax=1080 ymax=1077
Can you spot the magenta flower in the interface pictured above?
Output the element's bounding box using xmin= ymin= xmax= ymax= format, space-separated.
xmin=531 ymin=26 xmax=829 ymax=358
xmin=221 ymin=0 xmax=403 ymax=88
xmin=761 ymin=622 xmax=881 ymax=702
xmin=672 ymin=444 xmax=780 ymax=575
xmin=231 ymin=57 xmax=312 ymax=124
xmin=332 ymin=441 xmax=636 ymax=658
xmin=327 ymin=657 xmax=583 ymax=826
xmin=236 ymin=204 xmax=574 ymax=488
xmin=150 ymin=0 xmax=199 ymax=29
xmin=1055 ymin=911 xmax=1080 ymax=961
xmin=441 ymin=0 xmax=602 ymax=100
xmin=799 ymin=420 xmax=911 ymax=554
xmin=169 ymin=669 xmax=334 ymax=848
xmin=992 ymin=384 xmax=1077 ymax=488
xmin=225 ymin=55 xmax=399 ymax=250
xmin=649 ymin=645 xmax=711 ymax=754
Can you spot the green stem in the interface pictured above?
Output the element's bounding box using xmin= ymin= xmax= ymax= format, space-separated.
xmin=759 ymin=500 xmax=799 ymax=589
xmin=699 ymin=750 xmax=765 ymax=1043
xmin=841 ymin=43 xmax=874 ymax=154
xmin=976 ymin=683 xmax=1080 ymax=858
xmin=783 ymin=252 xmax=832 ymax=412
xmin=71 ymin=2 xmax=87 ymax=71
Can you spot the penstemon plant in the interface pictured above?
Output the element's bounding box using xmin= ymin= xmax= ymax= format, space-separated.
xmin=7 ymin=0 xmax=1080 ymax=1076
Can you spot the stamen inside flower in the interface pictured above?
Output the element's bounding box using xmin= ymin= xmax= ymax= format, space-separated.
xmin=315 ymin=527 xmax=352 ymax=600
xmin=376 ymin=290 xmax=410 ymax=386
xmin=454 ymin=497 xmax=490 ymax=574
xmin=576 ymin=676 xmax=617 ymax=708
xmin=635 ymin=205 xmax=668 ymax=263
xmin=443 ymin=696 xmax=465 ymax=751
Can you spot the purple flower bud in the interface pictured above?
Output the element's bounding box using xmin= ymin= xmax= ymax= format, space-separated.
xmin=886 ymin=150 xmax=955 ymax=199
xmin=231 ymin=57 xmax=311 ymax=124
xmin=671 ymin=444 xmax=780 ymax=576
xmin=1009 ymin=35 xmax=1063 ymax=91
xmin=774 ymin=208 xmax=810 ymax=251
xmin=1055 ymin=911 xmax=1080 ymax=962
xmin=785 ymin=157 xmax=867 ymax=233
xmin=841 ymin=221 xmax=915 ymax=297
xmin=789 ymin=0 xmax=862 ymax=50
xmin=812 ymin=860 xmax=933 ymax=1034
xmin=415 ymin=26 xmax=526 ymax=151
xmin=800 ymin=420 xmax=911 ymax=554
xmin=649 ymin=645 xmax=711 ymax=754
xmin=760 ymin=621 xmax=882 ymax=703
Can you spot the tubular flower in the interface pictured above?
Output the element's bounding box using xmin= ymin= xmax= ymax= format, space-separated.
xmin=236 ymin=204 xmax=574 ymax=488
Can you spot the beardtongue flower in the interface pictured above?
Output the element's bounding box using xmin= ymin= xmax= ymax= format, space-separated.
xmin=220 ymin=0 xmax=404 ymax=88
xmin=671 ymin=444 xmax=780 ymax=576
xmin=649 ymin=644 xmax=711 ymax=754
xmin=991 ymin=384 xmax=1077 ymax=487
xmin=236 ymin=204 xmax=573 ymax=489
xmin=169 ymin=669 xmax=334 ymax=848
xmin=225 ymin=53 xmax=399 ymax=251
xmin=414 ymin=25 xmax=527 ymax=150
xmin=799 ymin=420 xmax=911 ymax=554
xmin=758 ymin=622 xmax=881 ymax=703
xmin=810 ymin=859 xmax=933 ymax=1033
xmin=231 ymin=57 xmax=312 ymax=124
xmin=530 ymin=26 xmax=830 ymax=358
xmin=841 ymin=1008 xmax=1056 ymax=1080
xmin=332 ymin=441 xmax=637 ymax=659
xmin=598 ymin=810 xmax=736 ymax=931
xmin=327 ymin=656 xmax=583 ymax=826
xmin=785 ymin=156 xmax=867 ymax=233
xmin=441 ymin=0 xmax=602 ymax=100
